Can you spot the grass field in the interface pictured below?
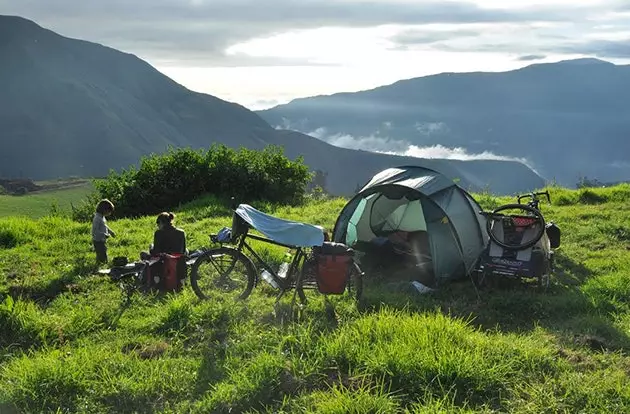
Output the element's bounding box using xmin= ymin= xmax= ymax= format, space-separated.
xmin=0 ymin=181 xmax=94 ymax=219
xmin=1 ymin=185 xmax=630 ymax=413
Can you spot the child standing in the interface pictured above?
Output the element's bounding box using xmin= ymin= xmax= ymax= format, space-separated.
xmin=92 ymin=199 xmax=116 ymax=264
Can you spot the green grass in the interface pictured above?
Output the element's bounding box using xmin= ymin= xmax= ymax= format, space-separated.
xmin=2 ymin=186 xmax=630 ymax=413
xmin=0 ymin=182 xmax=94 ymax=219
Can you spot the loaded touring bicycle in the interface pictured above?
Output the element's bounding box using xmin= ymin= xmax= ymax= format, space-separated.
xmin=474 ymin=191 xmax=561 ymax=289
xmin=190 ymin=201 xmax=364 ymax=306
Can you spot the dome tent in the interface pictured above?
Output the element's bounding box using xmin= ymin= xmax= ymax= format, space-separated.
xmin=332 ymin=166 xmax=488 ymax=287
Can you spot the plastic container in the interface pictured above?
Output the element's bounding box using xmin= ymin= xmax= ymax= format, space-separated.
xmin=278 ymin=262 xmax=290 ymax=279
xmin=261 ymin=270 xmax=279 ymax=289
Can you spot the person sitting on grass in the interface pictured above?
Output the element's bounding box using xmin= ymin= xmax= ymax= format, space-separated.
xmin=141 ymin=212 xmax=188 ymax=260
xmin=92 ymin=199 xmax=116 ymax=264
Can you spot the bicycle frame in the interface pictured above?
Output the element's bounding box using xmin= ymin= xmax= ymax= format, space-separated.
xmin=214 ymin=228 xmax=309 ymax=293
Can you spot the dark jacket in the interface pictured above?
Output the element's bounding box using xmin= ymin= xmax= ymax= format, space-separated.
xmin=151 ymin=225 xmax=187 ymax=255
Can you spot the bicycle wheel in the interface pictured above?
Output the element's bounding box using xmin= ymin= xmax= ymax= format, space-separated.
xmin=190 ymin=247 xmax=256 ymax=300
xmin=347 ymin=262 xmax=364 ymax=302
xmin=486 ymin=204 xmax=546 ymax=251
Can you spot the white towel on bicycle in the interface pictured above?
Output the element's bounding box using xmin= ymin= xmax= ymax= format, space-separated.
xmin=235 ymin=204 xmax=325 ymax=247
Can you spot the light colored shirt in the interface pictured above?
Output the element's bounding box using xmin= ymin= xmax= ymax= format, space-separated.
xmin=92 ymin=213 xmax=112 ymax=242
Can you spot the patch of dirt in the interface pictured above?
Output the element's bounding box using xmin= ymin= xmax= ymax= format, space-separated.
xmin=0 ymin=177 xmax=90 ymax=195
xmin=0 ymin=178 xmax=41 ymax=195
xmin=574 ymin=334 xmax=610 ymax=352
xmin=122 ymin=341 xmax=170 ymax=359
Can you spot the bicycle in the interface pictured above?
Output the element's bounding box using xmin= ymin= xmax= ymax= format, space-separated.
xmin=99 ymin=252 xmax=204 ymax=302
xmin=189 ymin=202 xmax=364 ymax=306
xmin=475 ymin=191 xmax=560 ymax=290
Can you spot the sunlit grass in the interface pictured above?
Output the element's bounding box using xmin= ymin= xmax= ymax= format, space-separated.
xmin=2 ymin=185 xmax=630 ymax=412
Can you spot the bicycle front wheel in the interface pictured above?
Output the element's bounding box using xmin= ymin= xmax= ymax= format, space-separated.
xmin=190 ymin=247 xmax=256 ymax=300
xmin=347 ymin=262 xmax=364 ymax=302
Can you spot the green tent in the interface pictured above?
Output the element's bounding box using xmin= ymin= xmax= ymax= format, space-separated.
xmin=333 ymin=166 xmax=488 ymax=287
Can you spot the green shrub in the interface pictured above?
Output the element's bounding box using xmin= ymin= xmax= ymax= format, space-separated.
xmin=87 ymin=144 xmax=312 ymax=218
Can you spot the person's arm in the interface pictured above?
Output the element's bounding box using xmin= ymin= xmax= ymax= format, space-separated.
xmin=181 ymin=231 xmax=187 ymax=255
xmin=151 ymin=231 xmax=160 ymax=255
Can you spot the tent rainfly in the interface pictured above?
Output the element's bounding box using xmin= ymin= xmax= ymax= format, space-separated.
xmin=332 ymin=166 xmax=488 ymax=287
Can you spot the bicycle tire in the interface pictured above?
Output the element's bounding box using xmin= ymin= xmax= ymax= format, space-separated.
xmin=348 ymin=262 xmax=364 ymax=302
xmin=486 ymin=203 xmax=546 ymax=251
xmin=190 ymin=247 xmax=256 ymax=300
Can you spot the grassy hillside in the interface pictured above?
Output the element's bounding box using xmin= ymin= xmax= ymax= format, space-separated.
xmin=0 ymin=181 xmax=94 ymax=219
xmin=1 ymin=186 xmax=630 ymax=413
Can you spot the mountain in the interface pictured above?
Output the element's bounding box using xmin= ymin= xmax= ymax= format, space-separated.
xmin=0 ymin=15 xmax=544 ymax=195
xmin=258 ymin=58 xmax=630 ymax=186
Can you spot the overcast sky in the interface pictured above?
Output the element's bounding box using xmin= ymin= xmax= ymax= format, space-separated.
xmin=2 ymin=0 xmax=630 ymax=109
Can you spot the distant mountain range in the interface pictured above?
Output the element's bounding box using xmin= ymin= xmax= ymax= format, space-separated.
xmin=258 ymin=58 xmax=630 ymax=187
xmin=0 ymin=15 xmax=544 ymax=195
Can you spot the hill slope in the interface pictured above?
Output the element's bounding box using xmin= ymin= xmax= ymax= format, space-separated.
xmin=2 ymin=186 xmax=630 ymax=412
xmin=258 ymin=58 xmax=630 ymax=186
xmin=0 ymin=15 xmax=544 ymax=195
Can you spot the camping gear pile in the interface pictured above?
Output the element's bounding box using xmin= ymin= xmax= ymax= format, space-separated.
xmin=100 ymin=252 xmax=203 ymax=299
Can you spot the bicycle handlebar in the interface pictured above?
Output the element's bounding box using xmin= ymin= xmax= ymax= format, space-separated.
xmin=517 ymin=191 xmax=551 ymax=205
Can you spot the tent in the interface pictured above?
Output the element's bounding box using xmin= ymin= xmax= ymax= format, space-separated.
xmin=332 ymin=166 xmax=488 ymax=287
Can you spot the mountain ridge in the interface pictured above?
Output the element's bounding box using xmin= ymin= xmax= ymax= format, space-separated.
xmin=0 ymin=14 xmax=545 ymax=195
xmin=258 ymin=58 xmax=630 ymax=186
xmin=271 ymin=57 xmax=618 ymax=109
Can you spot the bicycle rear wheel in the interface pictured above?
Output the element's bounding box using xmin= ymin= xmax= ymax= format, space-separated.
xmin=190 ymin=247 xmax=256 ymax=300
xmin=486 ymin=204 xmax=546 ymax=251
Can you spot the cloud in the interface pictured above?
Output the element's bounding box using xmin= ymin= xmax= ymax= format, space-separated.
xmin=389 ymin=28 xmax=481 ymax=50
xmin=249 ymin=98 xmax=283 ymax=110
xmin=393 ymin=144 xmax=532 ymax=166
xmin=384 ymin=4 xmax=630 ymax=61
xmin=2 ymin=0 xmax=623 ymax=66
xmin=302 ymin=126 xmax=535 ymax=169
xmin=550 ymin=39 xmax=630 ymax=59
xmin=516 ymin=54 xmax=547 ymax=61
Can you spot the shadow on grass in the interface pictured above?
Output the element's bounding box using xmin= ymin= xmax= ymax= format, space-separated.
xmin=358 ymin=251 xmax=630 ymax=353
xmin=7 ymin=257 xmax=97 ymax=305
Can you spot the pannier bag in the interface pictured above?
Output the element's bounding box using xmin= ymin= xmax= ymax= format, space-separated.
xmin=314 ymin=242 xmax=355 ymax=294
xmin=142 ymin=253 xmax=187 ymax=293
xmin=545 ymin=222 xmax=561 ymax=249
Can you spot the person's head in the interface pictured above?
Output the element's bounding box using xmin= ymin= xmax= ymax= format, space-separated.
xmin=316 ymin=225 xmax=330 ymax=241
xmin=156 ymin=212 xmax=175 ymax=229
xmin=96 ymin=199 xmax=114 ymax=216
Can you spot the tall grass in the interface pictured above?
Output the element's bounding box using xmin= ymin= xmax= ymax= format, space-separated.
xmin=1 ymin=185 xmax=630 ymax=412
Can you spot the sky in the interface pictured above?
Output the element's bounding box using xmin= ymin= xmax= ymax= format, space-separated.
xmin=2 ymin=0 xmax=630 ymax=110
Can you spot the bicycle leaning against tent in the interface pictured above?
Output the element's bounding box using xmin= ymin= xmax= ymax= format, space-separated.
xmin=189 ymin=200 xmax=364 ymax=306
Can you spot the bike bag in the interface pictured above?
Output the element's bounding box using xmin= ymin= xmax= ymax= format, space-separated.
xmin=314 ymin=242 xmax=354 ymax=294
xmin=545 ymin=222 xmax=561 ymax=249
xmin=143 ymin=253 xmax=187 ymax=293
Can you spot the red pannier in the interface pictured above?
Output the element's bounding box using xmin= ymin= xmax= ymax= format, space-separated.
xmin=314 ymin=242 xmax=354 ymax=294
xmin=143 ymin=253 xmax=187 ymax=293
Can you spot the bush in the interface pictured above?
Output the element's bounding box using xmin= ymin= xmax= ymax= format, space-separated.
xmin=88 ymin=144 xmax=312 ymax=218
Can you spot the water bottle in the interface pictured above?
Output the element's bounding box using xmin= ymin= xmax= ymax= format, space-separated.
xmin=278 ymin=262 xmax=290 ymax=279
xmin=278 ymin=251 xmax=292 ymax=278
xmin=261 ymin=270 xmax=279 ymax=289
